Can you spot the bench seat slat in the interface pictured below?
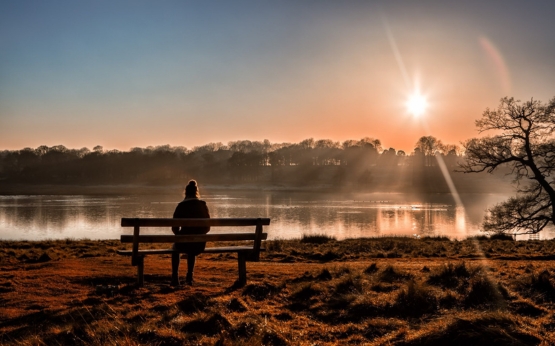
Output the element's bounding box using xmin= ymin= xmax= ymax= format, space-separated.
xmin=116 ymin=246 xmax=266 ymax=256
xmin=204 ymin=246 xmax=266 ymax=253
xmin=117 ymin=249 xmax=174 ymax=256
xmin=121 ymin=218 xmax=270 ymax=227
xmin=121 ymin=233 xmax=267 ymax=243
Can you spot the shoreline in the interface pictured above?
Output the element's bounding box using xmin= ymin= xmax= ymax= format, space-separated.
xmin=0 ymin=236 xmax=550 ymax=264
xmin=0 ymin=180 xmax=515 ymax=195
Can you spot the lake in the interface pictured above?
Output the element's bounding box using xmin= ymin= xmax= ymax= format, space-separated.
xmin=0 ymin=191 xmax=551 ymax=241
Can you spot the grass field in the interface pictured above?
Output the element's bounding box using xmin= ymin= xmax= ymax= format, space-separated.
xmin=2 ymin=237 xmax=555 ymax=345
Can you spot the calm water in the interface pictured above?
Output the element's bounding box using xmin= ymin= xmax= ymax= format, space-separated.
xmin=0 ymin=191 xmax=550 ymax=241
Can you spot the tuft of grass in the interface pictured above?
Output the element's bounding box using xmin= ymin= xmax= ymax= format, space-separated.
xmin=403 ymin=312 xmax=540 ymax=346
xmin=334 ymin=274 xmax=365 ymax=295
xmin=464 ymin=275 xmax=508 ymax=310
xmin=439 ymin=290 xmax=460 ymax=309
xmin=261 ymin=329 xmax=288 ymax=346
xmin=346 ymin=297 xmax=384 ymax=322
xmin=363 ymin=318 xmax=406 ymax=341
xmin=181 ymin=312 xmax=231 ymax=336
xmin=242 ymin=282 xmax=282 ymax=301
xmin=509 ymin=299 xmax=547 ymax=317
xmin=312 ymin=250 xmax=340 ymax=262
xmin=290 ymin=282 xmax=321 ymax=301
xmin=333 ymin=265 xmax=352 ymax=278
xmin=364 ymin=262 xmax=378 ymax=274
xmin=468 ymin=235 xmax=490 ymax=241
xmin=489 ymin=233 xmax=515 ymax=241
xmin=227 ymin=298 xmax=248 ymax=312
xmin=518 ymin=269 xmax=555 ymax=303
xmin=300 ymin=234 xmax=337 ymax=244
xmin=421 ymin=235 xmax=451 ymax=241
xmin=221 ymin=315 xmax=289 ymax=345
xmin=427 ymin=262 xmax=471 ymax=289
xmin=315 ymin=268 xmax=333 ymax=281
xmin=177 ymin=293 xmax=211 ymax=313
xmin=370 ymin=282 xmax=398 ymax=293
xmin=392 ymin=281 xmax=438 ymax=317
xmin=267 ymin=238 xmax=285 ymax=252
xmin=229 ymin=319 xmax=258 ymax=339
xmin=378 ymin=265 xmax=412 ymax=283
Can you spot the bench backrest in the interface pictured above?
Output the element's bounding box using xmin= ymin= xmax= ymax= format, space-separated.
xmin=121 ymin=217 xmax=270 ymax=265
xmin=121 ymin=218 xmax=271 ymax=227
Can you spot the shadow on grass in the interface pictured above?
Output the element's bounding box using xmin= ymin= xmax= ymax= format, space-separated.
xmin=397 ymin=313 xmax=540 ymax=346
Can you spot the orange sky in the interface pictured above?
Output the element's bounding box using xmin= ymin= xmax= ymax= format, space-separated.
xmin=1 ymin=1 xmax=554 ymax=153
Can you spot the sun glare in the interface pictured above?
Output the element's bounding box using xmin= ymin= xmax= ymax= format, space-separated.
xmin=406 ymin=93 xmax=428 ymax=117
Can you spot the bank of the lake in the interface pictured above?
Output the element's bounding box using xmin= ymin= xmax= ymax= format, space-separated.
xmin=1 ymin=237 xmax=555 ymax=345
xmin=0 ymin=167 xmax=515 ymax=196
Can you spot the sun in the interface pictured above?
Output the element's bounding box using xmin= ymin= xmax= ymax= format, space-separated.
xmin=406 ymin=92 xmax=428 ymax=117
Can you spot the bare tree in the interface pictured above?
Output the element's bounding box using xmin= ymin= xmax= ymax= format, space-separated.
xmin=460 ymin=97 xmax=555 ymax=234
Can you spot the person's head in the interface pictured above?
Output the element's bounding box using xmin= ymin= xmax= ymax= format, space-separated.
xmin=184 ymin=180 xmax=200 ymax=199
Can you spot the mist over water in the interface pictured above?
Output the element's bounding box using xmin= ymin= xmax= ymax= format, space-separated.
xmin=3 ymin=190 xmax=548 ymax=241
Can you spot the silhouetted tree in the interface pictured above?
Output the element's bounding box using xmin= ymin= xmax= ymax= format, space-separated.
xmin=313 ymin=139 xmax=341 ymax=165
xmin=442 ymin=144 xmax=460 ymax=167
xmin=359 ymin=137 xmax=382 ymax=152
xmin=460 ymin=97 xmax=555 ymax=234
xmin=415 ymin=136 xmax=443 ymax=166
xmin=379 ymin=147 xmax=397 ymax=166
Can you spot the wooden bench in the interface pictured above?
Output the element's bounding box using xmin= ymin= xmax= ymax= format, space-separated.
xmin=116 ymin=217 xmax=270 ymax=286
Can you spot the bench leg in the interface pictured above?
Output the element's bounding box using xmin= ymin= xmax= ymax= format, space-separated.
xmin=238 ymin=252 xmax=247 ymax=286
xmin=137 ymin=256 xmax=144 ymax=287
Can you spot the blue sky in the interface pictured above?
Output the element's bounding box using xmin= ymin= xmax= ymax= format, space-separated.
xmin=1 ymin=1 xmax=554 ymax=151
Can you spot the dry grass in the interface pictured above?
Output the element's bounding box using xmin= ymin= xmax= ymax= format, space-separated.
xmin=1 ymin=238 xmax=555 ymax=345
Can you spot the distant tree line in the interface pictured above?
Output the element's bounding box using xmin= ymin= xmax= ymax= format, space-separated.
xmin=0 ymin=136 xmax=501 ymax=191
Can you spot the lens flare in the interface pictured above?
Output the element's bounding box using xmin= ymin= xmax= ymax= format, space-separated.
xmin=480 ymin=36 xmax=511 ymax=94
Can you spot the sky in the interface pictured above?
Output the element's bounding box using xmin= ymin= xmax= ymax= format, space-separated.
xmin=1 ymin=0 xmax=555 ymax=153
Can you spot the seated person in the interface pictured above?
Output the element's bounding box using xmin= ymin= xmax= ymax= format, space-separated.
xmin=171 ymin=180 xmax=210 ymax=286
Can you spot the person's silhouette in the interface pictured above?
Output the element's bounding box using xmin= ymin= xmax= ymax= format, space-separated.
xmin=171 ymin=180 xmax=210 ymax=286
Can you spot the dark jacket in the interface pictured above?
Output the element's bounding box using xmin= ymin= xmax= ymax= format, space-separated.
xmin=172 ymin=198 xmax=210 ymax=254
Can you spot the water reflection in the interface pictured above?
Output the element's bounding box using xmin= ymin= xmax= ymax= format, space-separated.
xmin=1 ymin=191 xmax=549 ymax=241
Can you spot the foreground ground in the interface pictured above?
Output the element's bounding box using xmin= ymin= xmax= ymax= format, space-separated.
xmin=2 ymin=237 xmax=555 ymax=345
